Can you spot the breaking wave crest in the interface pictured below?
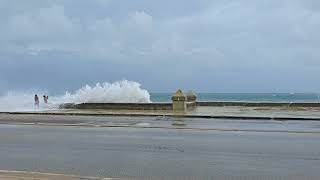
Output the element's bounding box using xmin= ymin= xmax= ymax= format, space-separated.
xmin=0 ymin=80 xmax=151 ymax=112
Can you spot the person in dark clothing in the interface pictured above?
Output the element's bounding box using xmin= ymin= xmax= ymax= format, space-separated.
xmin=34 ymin=94 xmax=39 ymax=108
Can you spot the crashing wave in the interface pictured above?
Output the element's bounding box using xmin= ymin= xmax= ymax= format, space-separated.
xmin=0 ymin=80 xmax=151 ymax=112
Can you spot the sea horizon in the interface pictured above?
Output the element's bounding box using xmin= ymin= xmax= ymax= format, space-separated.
xmin=150 ymin=92 xmax=320 ymax=103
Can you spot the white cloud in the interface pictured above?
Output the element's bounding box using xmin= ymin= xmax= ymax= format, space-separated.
xmin=130 ymin=11 xmax=153 ymax=30
xmin=1 ymin=1 xmax=319 ymax=66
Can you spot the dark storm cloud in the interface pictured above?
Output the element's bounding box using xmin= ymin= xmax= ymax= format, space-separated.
xmin=0 ymin=0 xmax=320 ymax=92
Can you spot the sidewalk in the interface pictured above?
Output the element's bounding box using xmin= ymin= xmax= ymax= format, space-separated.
xmin=3 ymin=106 xmax=320 ymax=120
xmin=12 ymin=106 xmax=320 ymax=120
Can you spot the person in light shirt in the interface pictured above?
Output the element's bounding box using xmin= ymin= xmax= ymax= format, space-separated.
xmin=43 ymin=95 xmax=48 ymax=104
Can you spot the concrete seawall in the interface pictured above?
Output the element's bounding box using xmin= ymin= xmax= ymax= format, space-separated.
xmin=197 ymin=101 xmax=320 ymax=107
xmin=60 ymin=101 xmax=320 ymax=110
xmin=60 ymin=102 xmax=173 ymax=110
xmin=55 ymin=101 xmax=320 ymax=120
xmin=60 ymin=101 xmax=197 ymax=110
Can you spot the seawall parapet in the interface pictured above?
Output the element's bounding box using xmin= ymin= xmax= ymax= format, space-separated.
xmin=59 ymin=90 xmax=320 ymax=111
xmin=60 ymin=102 xmax=172 ymax=110
xmin=197 ymin=101 xmax=320 ymax=107
xmin=60 ymin=101 xmax=320 ymax=110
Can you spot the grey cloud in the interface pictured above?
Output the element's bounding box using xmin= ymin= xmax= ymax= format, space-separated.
xmin=0 ymin=0 xmax=320 ymax=93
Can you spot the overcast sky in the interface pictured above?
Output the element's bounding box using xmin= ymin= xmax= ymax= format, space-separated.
xmin=0 ymin=0 xmax=319 ymax=93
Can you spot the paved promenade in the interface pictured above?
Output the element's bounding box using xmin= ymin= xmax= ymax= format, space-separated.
xmin=5 ymin=105 xmax=320 ymax=120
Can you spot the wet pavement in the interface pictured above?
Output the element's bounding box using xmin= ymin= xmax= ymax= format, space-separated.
xmin=191 ymin=106 xmax=320 ymax=118
xmin=19 ymin=105 xmax=320 ymax=119
xmin=0 ymin=115 xmax=320 ymax=179
xmin=1 ymin=114 xmax=320 ymax=133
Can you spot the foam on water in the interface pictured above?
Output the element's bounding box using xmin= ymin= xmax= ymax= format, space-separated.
xmin=0 ymin=80 xmax=151 ymax=112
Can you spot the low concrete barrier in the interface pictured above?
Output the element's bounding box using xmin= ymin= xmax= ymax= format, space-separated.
xmin=58 ymin=90 xmax=320 ymax=110
xmin=60 ymin=103 xmax=173 ymax=110
xmin=59 ymin=101 xmax=320 ymax=111
xmin=197 ymin=101 xmax=320 ymax=107
xmin=60 ymin=102 xmax=198 ymax=111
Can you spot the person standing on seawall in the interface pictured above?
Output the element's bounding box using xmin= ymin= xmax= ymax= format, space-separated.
xmin=43 ymin=95 xmax=48 ymax=104
xmin=34 ymin=94 xmax=39 ymax=108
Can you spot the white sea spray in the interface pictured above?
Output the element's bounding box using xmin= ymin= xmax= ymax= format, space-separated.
xmin=0 ymin=80 xmax=151 ymax=112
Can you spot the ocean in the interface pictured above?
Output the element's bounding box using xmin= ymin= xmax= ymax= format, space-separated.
xmin=1 ymin=80 xmax=320 ymax=112
xmin=150 ymin=93 xmax=320 ymax=103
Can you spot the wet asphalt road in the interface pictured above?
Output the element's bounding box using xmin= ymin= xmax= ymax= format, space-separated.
xmin=0 ymin=116 xmax=320 ymax=179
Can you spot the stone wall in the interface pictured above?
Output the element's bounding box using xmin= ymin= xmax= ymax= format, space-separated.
xmin=59 ymin=101 xmax=320 ymax=111
xmin=60 ymin=103 xmax=173 ymax=110
xmin=58 ymin=89 xmax=320 ymax=111
xmin=197 ymin=101 xmax=320 ymax=107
